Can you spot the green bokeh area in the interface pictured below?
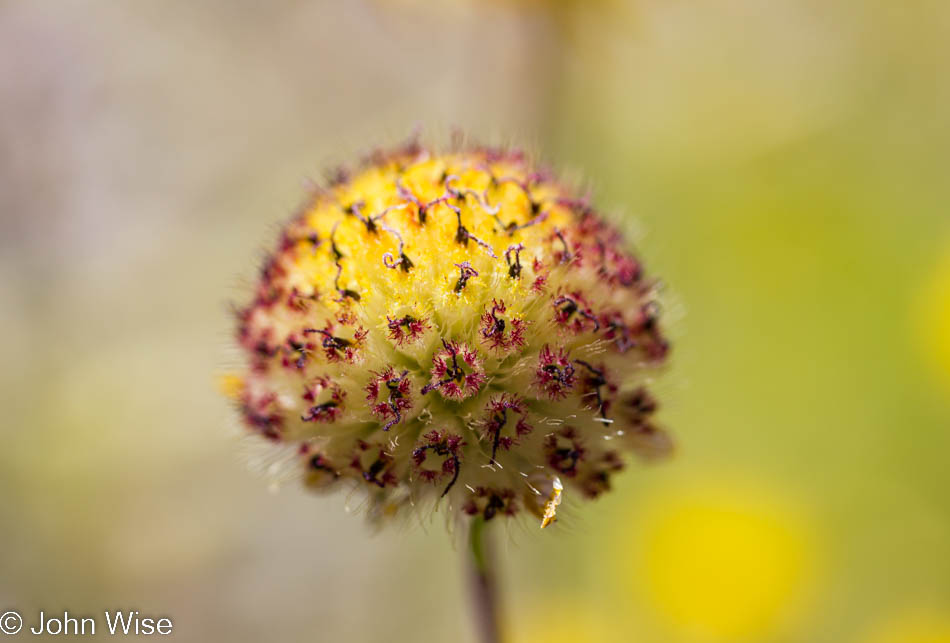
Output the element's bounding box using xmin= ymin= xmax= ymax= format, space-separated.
xmin=1 ymin=1 xmax=948 ymax=642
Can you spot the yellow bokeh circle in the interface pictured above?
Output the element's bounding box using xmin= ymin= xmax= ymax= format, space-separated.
xmin=629 ymin=480 xmax=815 ymax=640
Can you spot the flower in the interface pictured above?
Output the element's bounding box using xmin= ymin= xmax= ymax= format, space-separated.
xmin=225 ymin=138 xmax=671 ymax=526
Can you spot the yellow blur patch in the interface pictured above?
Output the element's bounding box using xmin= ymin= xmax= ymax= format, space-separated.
xmin=864 ymin=609 xmax=950 ymax=643
xmin=634 ymin=481 xmax=814 ymax=640
xmin=916 ymin=242 xmax=950 ymax=390
xmin=215 ymin=373 xmax=245 ymax=401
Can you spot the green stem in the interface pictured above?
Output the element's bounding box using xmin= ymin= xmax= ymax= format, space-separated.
xmin=467 ymin=517 xmax=502 ymax=643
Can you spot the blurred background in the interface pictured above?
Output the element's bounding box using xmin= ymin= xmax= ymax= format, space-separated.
xmin=1 ymin=0 xmax=948 ymax=641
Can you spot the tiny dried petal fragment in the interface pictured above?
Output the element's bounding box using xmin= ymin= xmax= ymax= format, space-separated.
xmin=540 ymin=477 xmax=563 ymax=529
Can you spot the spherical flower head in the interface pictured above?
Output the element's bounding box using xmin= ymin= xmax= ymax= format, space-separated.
xmin=226 ymin=139 xmax=672 ymax=528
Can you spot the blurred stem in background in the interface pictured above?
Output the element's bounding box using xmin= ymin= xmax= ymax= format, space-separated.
xmin=468 ymin=517 xmax=502 ymax=643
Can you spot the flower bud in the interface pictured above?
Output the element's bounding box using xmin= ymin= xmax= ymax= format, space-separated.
xmin=227 ymin=140 xmax=672 ymax=528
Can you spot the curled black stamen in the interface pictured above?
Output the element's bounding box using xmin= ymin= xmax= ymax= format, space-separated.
xmin=505 ymin=243 xmax=525 ymax=278
xmin=304 ymin=327 xmax=352 ymax=352
xmin=443 ymin=339 xmax=462 ymax=376
xmin=553 ymin=446 xmax=582 ymax=474
xmin=483 ymin=494 xmax=506 ymax=521
xmin=333 ymin=261 xmax=360 ymax=301
xmin=574 ymin=359 xmax=605 ymax=378
xmin=468 ymin=232 xmax=497 ymax=257
xmin=348 ymin=201 xmax=377 ymax=233
xmin=554 ymin=295 xmax=601 ymax=330
xmin=379 ymin=221 xmax=414 ymax=272
xmin=286 ymin=338 xmax=311 ymax=369
xmin=307 ymin=454 xmax=338 ymax=476
xmin=444 ymin=174 xmax=500 ymax=216
xmin=420 ymin=379 xmax=448 ymax=395
xmin=489 ymin=408 xmax=508 ymax=464
xmin=574 ymin=359 xmax=608 ymax=418
xmin=607 ymin=320 xmax=635 ymax=353
xmin=555 ymin=295 xmax=578 ymax=316
xmin=582 ymin=311 xmax=601 ymax=331
xmin=507 ymin=210 xmax=549 ymax=234
xmin=363 ymin=458 xmax=387 ymax=487
xmin=421 ymin=340 xmax=465 ymax=394
xmin=453 ymin=205 xmax=498 ymax=258
xmin=453 ymin=261 xmax=479 ymax=294
xmin=372 ymin=203 xmax=408 ymax=224
xmin=412 ymin=442 xmax=462 ymax=497
xmin=395 ymin=179 xmax=427 ymax=224
xmin=330 ymin=222 xmax=343 ymax=260
xmin=481 ymin=301 xmax=506 ymax=341
xmin=400 ymin=181 xmax=497 ymax=256
xmin=490 ymin=173 xmax=541 ymax=231
xmin=542 ymin=361 xmax=576 ymax=388
xmin=382 ymin=370 xmax=409 ymax=431
xmin=382 ymin=252 xmax=414 ymax=272
xmin=382 ymin=409 xmax=401 ymax=432
xmin=301 ymin=401 xmax=338 ymax=422
xmin=553 ymin=227 xmax=572 ymax=264
xmin=442 ymin=455 xmax=461 ymax=496
xmin=399 ymin=181 xmax=460 ymax=228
